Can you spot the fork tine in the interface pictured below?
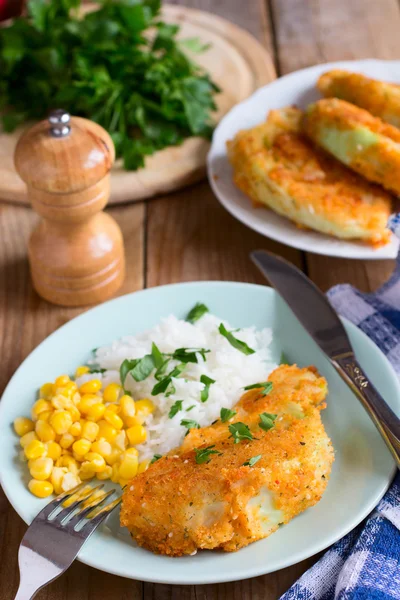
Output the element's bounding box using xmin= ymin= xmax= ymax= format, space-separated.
xmin=35 ymin=482 xmax=88 ymax=520
xmin=66 ymin=488 xmax=117 ymax=529
xmin=78 ymin=494 xmax=123 ymax=536
xmin=53 ymin=484 xmax=105 ymax=524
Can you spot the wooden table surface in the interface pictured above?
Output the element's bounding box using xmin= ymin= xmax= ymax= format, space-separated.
xmin=1 ymin=0 xmax=399 ymax=598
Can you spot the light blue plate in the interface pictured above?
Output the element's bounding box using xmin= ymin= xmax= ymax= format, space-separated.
xmin=0 ymin=282 xmax=397 ymax=585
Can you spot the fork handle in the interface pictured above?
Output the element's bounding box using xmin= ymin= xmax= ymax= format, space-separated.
xmin=333 ymin=355 xmax=400 ymax=468
xmin=14 ymin=544 xmax=64 ymax=600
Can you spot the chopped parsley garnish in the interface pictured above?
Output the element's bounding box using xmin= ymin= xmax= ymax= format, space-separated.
xmin=280 ymin=351 xmax=289 ymax=365
xmin=88 ymin=367 xmax=106 ymax=374
xmin=200 ymin=374 xmax=215 ymax=402
xmin=186 ymin=405 xmax=196 ymax=412
xmin=120 ymin=355 xmax=155 ymax=385
xmin=220 ymin=407 xmax=237 ymax=423
xmin=151 ymin=342 xmax=165 ymax=369
xmin=244 ymin=381 xmax=273 ymax=396
xmin=168 ymin=400 xmax=183 ymax=419
xmin=150 ymin=454 xmax=162 ymax=464
xmin=218 ymin=323 xmax=255 ymax=355
xmin=228 ymin=422 xmax=254 ymax=443
xmin=186 ymin=303 xmax=210 ymax=324
xmin=243 ymin=455 xmax=262 ymax=467
xmin=259 ymin=412 xmax=277 ymax=432
xmin=180 ymin=419 xmax=200 ymax=431
xmin=151 ymin=363 xmax=186 ymax=395
xmin=194 ymin=445 xmax=221 ymax=464
xmin=172 ymin=347 xmax=210 ymax=363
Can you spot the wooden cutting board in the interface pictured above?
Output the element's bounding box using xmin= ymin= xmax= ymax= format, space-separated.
xmin=0 ymin=4 xmax=275 ymax=206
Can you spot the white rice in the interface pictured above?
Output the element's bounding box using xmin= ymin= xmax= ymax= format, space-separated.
xmin=76 ymin=313 xmax=277 ymax=461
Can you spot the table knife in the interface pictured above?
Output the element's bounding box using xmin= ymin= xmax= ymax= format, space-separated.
xmin=251 ymin=249 xmax=400 ymax=468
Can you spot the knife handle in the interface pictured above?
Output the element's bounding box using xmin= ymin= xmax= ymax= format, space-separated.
xmin=333 ymin=355 xmax=400 ymax=468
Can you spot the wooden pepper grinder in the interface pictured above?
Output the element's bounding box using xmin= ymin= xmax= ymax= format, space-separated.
xmin=14 ymin=110 xmax=125 ymax=306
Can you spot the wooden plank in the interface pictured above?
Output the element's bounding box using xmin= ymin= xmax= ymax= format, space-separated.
xmin=0 ymin=201 xmax=144 ymax=600
xmin=270 ymin=0 xmax=400 ymax=291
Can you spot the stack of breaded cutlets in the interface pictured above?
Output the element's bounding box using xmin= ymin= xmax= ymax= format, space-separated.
xmin=227 ymin=71 xmax=400 ymax=246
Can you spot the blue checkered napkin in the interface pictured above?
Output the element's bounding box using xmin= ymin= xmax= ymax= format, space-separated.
xmin=280 ymin=226 xmax=400 ymax=600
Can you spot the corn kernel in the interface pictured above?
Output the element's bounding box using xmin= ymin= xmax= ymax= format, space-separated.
xmin=111 ymin=463 xmax=120 ymax=483
xmin=60 ymin=455 xmax=79 ymax=475
xmin=40 ymin=383 xmax=54 ymax=399
xmin=119 ymin=452 xmax=138 ymax=480
xmin=120 ymin=395 xmax=136 ymax=418
xmin=105 ymin=448 xmax=121 ymax=466
xmin=103 ymin=409 xmax=123 ymax=430
xmin=20 ymin=431 xmax=38 ymax=448
xmin=96 ymin=420 xmax=117 ymax=443
xmin=126 ymin=424 xmax=147 ymax=446
xmin=38 ymin=410 xmax=53 ymax=422
xmin=79 ymin=462 xmax=96 ymax=480
xmin=51 ymin=395 xmax=73 ymax=411
xmin=75 ymin=365 xmax=90 ymax=378
xmin=51 ymin=466 xmax=68 ymax=494
xmin=86 ymin=403 xmax=105 ymax=422
xmin=105 ymin=403 xmax=120 ymax=414
xmin=49 ymin=411 xmax=73 ymax=435
xmin=31 ymin=399 xmax=52 ymax=421
xmin=59 ymin=433 xmax=75 ymax=449
xmin=72 ymin=451 xmax=85 ymax=463
xmin=58 ymin=381 xmax=77 ymax=398
xmin=114 ymin=430 xmax=127 ymax=451
xmin=25 ymin=439 xmax=46 ymax=460
xmin=78 ymin=394 xmax=100 ymax=414
xmin=124 ymin=415 xmax=144 ymax=428
xmin=72 ymin=438 xmax=91 ymax=456
xmin=28 ymin=479 xmax=53 ymax=498
xmin=103 ymin=383 xmax=122 ymax=403
xmin=79 ymin=379 xmax=102 ymax=395
xmin=135 ymin=399 xmax=155 ymax=418
xmin=35 ymin=419 xmax=56 ymax=443
xmin=29 ymin=457 xmax=53 ymax=480
xmin=14 ymin=417 xmax=34 ymax=437
xmin=45 ymin=441 xmax=62 ymax=461
xmin=69 ymin=421 xmax=82 ymax=437
xmin=69 ymin=405 xmax=81 ymax=422
xmin=61 ymin=472 xmax=81 ymax=491
xmin=124 ymin=447 xmax=139 ymax=457
xmin=84 ymin=452 xmax=106 ymax=472
xmin=97 ymin=465 xmax=112 ymax=480
xmin=81 ymin=420 xmax=99 ymax=442
xmin=138 ymin=460 xmax=150 ymax=474
xmin=55 ymin=375 xmax=70 ymax=387
xmin=91 ymin=439 xmax=112 ymax=459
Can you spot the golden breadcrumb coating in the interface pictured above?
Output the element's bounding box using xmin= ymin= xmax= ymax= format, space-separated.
xmin=120 ymin=365 xmax=334 ymax=556
xmin=227 ymin=106 xmax=391 ymax=246
xmin=303 ymin=97 xmax=400 ymax=196
xmin=318 ymin=69 xmax=400 ymax=128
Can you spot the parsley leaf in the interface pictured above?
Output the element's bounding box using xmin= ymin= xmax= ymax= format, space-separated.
xmin=244 ymin=381 xmax=273 ymax=396
xmin=151 ymin=342 xmax=165 ymax=369
xmin=180 ymin=419 xmax=200 ymax=431
xmin=259 ymin=412 xmax=277 ymax=432
xmin=0 ymin=0 xmax=219 ymax=170
xmin=194 ymin=445 xmax=221 ymax=464
xmin=120 ymin=355 xmax=154 ymax=385
xmin=186 ymin=302 xmax=209 ymax=323
xmin=168 ymin=400 xmax=183 ymax=419
xmin=243 ymin=455 xmax=262 ymax=467
xmin=172 ymin=347 xmax=210 ymax=364
xmin=200 ymin=374 xmax=215 ymax=402
xmin=280 ymin=352 xmax=289 ymax=364
xmin=151 ymin=363 xmax=186 ymax=395
xmin=220 ymin=407 xmax=237 ymax=423
xmin=150 ymin=454 xmax=162 ymax=464
xmin=228 ymin=422 xmax=254 ymax=444
xmin=218 ymin=323 xmax=255 ymax=355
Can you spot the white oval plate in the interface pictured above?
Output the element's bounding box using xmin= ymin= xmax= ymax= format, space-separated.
xmin=207 ymin=59 xmax=400 ymax=259
xmin=0 ymin=282 xmax=397 ymax=584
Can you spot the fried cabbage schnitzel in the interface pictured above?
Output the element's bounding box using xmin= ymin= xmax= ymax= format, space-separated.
xmin=120 ymin=365 xmax=334 ymax=556
xmin=227 ymin=106 xmax=391 ymax=246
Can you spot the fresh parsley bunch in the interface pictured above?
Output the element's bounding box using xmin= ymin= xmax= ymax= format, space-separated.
xmin=0 ymin=0 xmax=220 ymax=169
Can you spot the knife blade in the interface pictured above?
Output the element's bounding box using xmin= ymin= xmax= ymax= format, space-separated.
xmin=251 ymin=249 xmax=400 ymax=467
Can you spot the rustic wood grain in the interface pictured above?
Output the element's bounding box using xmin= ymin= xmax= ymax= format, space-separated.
xmin=0 ymin=201 xmax=144 ymax=600
xmin=270 ymin=0 xmax=400 ymax=291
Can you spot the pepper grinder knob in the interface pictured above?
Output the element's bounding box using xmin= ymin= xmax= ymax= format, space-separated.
xmin=14 ymin=111 xmax=125 ymax=307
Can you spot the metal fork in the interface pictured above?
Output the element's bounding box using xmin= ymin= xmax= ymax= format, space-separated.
xmin=14 ymin=483 xmax=122 ymax=600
